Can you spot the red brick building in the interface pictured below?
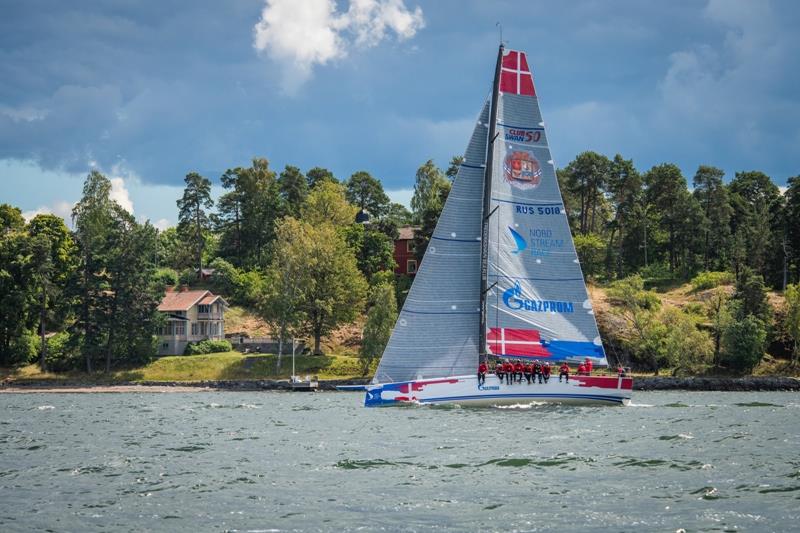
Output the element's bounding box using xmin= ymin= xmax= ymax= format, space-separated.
xmin=394 ymin=226 xmax=418 ymax=276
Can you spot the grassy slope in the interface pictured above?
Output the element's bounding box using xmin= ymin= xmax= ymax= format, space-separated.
xmin=591 ymin=281 xmax=799 ymax=377
xmin=3 ymin=352 xmax=367 ymax=383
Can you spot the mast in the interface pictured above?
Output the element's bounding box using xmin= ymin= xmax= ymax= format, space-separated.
xmin=479 ymin=44 xmax=504 ymax=362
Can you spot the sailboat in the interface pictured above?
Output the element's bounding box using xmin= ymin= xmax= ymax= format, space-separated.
xmin=364 ymin=45 xmax=633 ymax=406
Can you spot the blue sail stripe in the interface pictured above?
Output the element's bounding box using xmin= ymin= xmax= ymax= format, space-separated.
xmin=431 ymin=235 xmax=481 ymax=243
xmin=402 ymin=309 xmax=480 ymax=315
xmin=489 ymin=274 xmax=585 ymax=282
xmin=497 ymin=123 xmax=545 ymax=131
xmin=491 ymin=197 xmax=563 ymax=207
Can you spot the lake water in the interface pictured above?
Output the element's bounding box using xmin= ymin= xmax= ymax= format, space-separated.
xmin=1 ymin=391 xmax=799 ymax=532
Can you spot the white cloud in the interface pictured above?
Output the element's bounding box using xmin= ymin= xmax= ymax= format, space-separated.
xmin=153 ymin=218 xmax=173 ymax=231
xmin=386 ymin=187 xmax=413 ymax=208
xmin=22 ymin=200 xmax=75 ymax=226
xmin=253 ymin=0 xmax=424 ymax=89
xmin=109 ymin=177 xmax=134 ymax=214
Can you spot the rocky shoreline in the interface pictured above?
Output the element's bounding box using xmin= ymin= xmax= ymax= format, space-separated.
xmin=1 ymin=376 xmax=798 ymax=393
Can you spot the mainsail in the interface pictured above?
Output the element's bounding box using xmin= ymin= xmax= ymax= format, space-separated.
xmin=373 ymin=103 xmax=489 ymax=384
xmin=484 ymin=48 xmax=609 ymax=366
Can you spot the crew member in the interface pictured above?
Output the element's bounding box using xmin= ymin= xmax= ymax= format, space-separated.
xmin=495 ymin=361 xmax=505 ymax=383
xmin=478 ymin=361 xmax=487 ymax=386
xmin=533 ymin=360 xmax=542 ymax=384
xmin=585 ymin=358 xmax=593 ymax=375
xmin=559 ymin=362 xmax=570 ymax=383
xmin=577 ymin=362 xmax=587 ymax=375
xmin=523 ymin=361 xmax=532 ymax=384
xmin=542 ymin=362 xmax=551 ymax=383
xmin=502 ymin=360 xmax=513 ymax=385
xmin=617 ymin=365 xmax=626 ymax=377
xmin=513 ymin=360 xmax=524 ymax=383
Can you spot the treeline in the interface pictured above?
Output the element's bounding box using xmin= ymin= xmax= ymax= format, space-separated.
xmin=0 ymin=157 xmax=457 ymax=372
xmin=558 ymin=151 xmax=800 ymax=374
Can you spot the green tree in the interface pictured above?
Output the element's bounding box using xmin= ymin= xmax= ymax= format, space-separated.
xmin=733 ymin=267 xmax=771 ymax=325
xmin=345 ymin=171 xmax=390 ymax=218
xmin=445 ymin=155 xmax=464 ymax=181
xmin=693 ymin=165 xmax=733 ymax=271
xmin=410 ymin=159 xmax=450 ymax=222
xmin=644 ymin=163 xmax=703 ymax=276
xmin=784 ymin=176 xmax=800 ymax=284
xmin=784 ymin=283 xmax=800 ymax=366
xmin=0 ymin=204 xmax=25 ymax=233
xmin=177 ymin=172 xmax=213 ymax=277
xmin=268 ymin=218 xmax=367 ymax=354
xmin=574 ymin=233 xmax=605 ymax=279
xmin=606 ymin=154 xmax=642 ymax=278
xmin=343 ymin=223 xmax=396 ymax=282
xmin=0 ymin=227 xmax=35 ymax=365
xmin=660 ymin=307 xmax=713 ymax=375
xmin=72 ymin=171 xmax=116 ymax=372
xmin=278 ymin=165 xmax=308 ymax=217
xmin=27 ymin=214 xmax=77 ymax=371
xmin=359 ymin=282 xmax=397 ymax=373
xmin=301 ymin=180 xmax=357 ymax=227
xmin=704 ymin=287 xmax=732 ymax=368
xmin=385 ymin=203 xmax=412 ymax=227
xmin=729 ymin=170 xmax=784 ymax=285
xmin=561 ymin=151 xmax=611 ymax=235
xmin=306 ymin=167 xmax=338 ymax=189
xmin=722 ymin=314 xmax=766 ymax=373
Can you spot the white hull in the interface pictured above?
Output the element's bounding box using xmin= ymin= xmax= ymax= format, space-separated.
xmin=364 ymin=374 xmax=633 ymax=407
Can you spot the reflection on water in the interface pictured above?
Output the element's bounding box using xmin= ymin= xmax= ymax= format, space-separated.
xmin=1 ymin=391 xmax=799 ymax=531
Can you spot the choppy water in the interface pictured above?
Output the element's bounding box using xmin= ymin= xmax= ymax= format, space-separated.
xmin=1 ymin=391 xmax=799 ymax=532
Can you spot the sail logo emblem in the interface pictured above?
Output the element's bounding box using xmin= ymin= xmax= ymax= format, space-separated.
xmin=503 ymin=149 xmax=542 ymax=190
xmin=508 ymin=226 xmax=564 ymax=256
xmin=502 ymin=282 xmax=574 ymax=313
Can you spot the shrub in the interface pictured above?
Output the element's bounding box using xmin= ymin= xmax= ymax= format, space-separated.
xmin=722 ymin=315 xmax=766 ymax=373
xmin=5 ymin=330 xmax=38 ymax=365
xmin=691 ymin=271 xmax=734 ymax=292
xmin=45 ymin=331 xmax=82 ymax=372
xmin=178 ymin=268 xmax=195 ymax=286
xmin=153 ymin=268 xmax=179 ymax=288
xmin=184 ymin=339 xmax=232 ymax=355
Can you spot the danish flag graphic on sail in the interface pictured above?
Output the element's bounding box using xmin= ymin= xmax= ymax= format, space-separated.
xmin=499 ymin=49 xmax=536 ymax=96
xmin=487 ymin=327 xmax=551 ymax=358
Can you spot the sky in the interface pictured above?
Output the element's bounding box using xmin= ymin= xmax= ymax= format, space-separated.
xmin=1 ymin=0 xmax=799 ymax=228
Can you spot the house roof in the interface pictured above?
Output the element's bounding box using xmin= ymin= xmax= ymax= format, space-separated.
xmin=158 ymin=289 xmax=228 ymax=312
xmin=397 ymin=226 xmax=417 ymax=240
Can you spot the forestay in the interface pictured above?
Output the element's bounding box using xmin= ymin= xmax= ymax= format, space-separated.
xmin=484 ymin=49 xmax=609 ymax=366
xmin=373 ymin=103 xmax=489 ymax=383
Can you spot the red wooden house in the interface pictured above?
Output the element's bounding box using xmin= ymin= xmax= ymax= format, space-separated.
xmin=394 ymin=226 xmax=418 ymax=276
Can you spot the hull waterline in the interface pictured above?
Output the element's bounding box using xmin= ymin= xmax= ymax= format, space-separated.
xmin=365 ymin=374 xmax=633 ymax=407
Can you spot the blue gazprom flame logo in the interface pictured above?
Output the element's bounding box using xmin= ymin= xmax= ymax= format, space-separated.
xmin=502 ymin=282 xmax=575 ymax=314
xmin=508 ymin=226 xmax=527 ymax=254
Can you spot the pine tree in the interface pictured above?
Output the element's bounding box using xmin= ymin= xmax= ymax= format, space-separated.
xmin=177 ymin=172 xmax=213 ymax=277
xmin=278 ymin=165 xmax=308 ymax=217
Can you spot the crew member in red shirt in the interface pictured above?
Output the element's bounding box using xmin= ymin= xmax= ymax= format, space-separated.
xmin=495 ymin=361 xmax=505 ymax=383
xmin=478 ymin=361 xmax=487 ymax=386
xmin=617 ymin=365 xmax=626 ymax=377
xmin=513 ymin=361 xmax=523 ymax=383
xmin=542 ymin=362 xmax=551 ymax=383
xmin=584 ymin=358 xmax=593 ymax=375
xmin=577 ymin=363 xmax=587 ymax=375
xmin=502 ymin=360 xmax=513 ymax=384
xmin=559 ymin=362 xmax=570 ymax=383
xmin=523 ymin=361 xmax=532 ymax=384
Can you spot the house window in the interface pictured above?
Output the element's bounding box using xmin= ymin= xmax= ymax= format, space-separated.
xmin=406 ymin=240 xmax=414 ymax=252
xmin=407 ymin=259 xmax=417 ymax=274
xmin=175 ymin=322 xmax=185 ymax=336
xmin=162 ymin=343 xmax=168 ymax=350
xmin=191 ymin=323 xmax=198 ymax=335
xmin=198 ymin=304 xmax=210 ymax=314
